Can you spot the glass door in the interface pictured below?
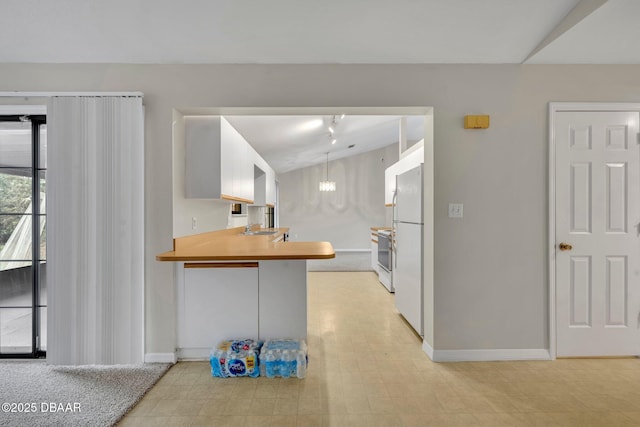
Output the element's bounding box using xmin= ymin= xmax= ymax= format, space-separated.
xmin=0 ymin=114 xmax=46 ymax=357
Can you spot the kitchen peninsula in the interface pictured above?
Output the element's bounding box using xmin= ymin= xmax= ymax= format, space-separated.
xmin=157 ymin=226 xmax=335 ymax=359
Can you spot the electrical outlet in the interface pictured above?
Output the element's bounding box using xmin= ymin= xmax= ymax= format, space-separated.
xmin=448 ymin=203 xmax=463 ymax=218
xmin=191 ymin=217 xmax=197 ymax=229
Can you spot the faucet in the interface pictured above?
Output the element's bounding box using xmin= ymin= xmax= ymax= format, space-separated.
xmin=245 ymin=223 xmax=258 ymax=233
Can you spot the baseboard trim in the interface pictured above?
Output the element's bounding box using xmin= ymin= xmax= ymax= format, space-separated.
xmin=422 ymin=340 xmax=435 ymax=361
xmin=144 ymin=353 xmax=177 ymax=364
xmin=176 ymin=348 xmax=211 ymax=360
xmin=424 ymin=347 xmax=551 ymax=362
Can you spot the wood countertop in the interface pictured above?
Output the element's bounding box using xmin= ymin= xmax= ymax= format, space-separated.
xmin=156 ymin=227 xmax=335 ymax=261
xmin=371 ymin=226 xmax=392 ymax=232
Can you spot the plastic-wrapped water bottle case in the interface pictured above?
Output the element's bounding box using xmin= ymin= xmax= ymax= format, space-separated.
xmin=210 ymin=338 xmax=307 ymax=378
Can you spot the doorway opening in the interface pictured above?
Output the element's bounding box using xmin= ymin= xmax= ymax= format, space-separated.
xmin=172 ymin=106 xmax=435 ymax=355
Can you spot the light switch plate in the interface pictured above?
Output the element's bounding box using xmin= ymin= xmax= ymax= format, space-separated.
xmin=448 ymin=203 xmax=463 ymax=218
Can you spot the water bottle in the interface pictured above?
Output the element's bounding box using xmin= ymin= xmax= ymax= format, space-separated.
xmin=218 ymin=349 xmax=229 ymax=378
xmin=296 ymin=351 xmax=307 ymax=379
xmin=259 ymin=351 xmax=266 ymax=377
xmin=264 ymin=351 xmax=276 ymax=378
xmin=275 ymin=349 xmax=283 ymax=377
xmin=281 ymin=350 xmax=293 ymax=378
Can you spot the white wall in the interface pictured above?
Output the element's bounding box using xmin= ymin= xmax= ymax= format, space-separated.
xmin=279 ymin=145 xmax=398 ymax=267
xmin=3 ymin=64 xmax=640 ymax=356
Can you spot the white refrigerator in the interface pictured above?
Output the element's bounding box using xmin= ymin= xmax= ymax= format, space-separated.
xmin=393 ymin=164 xmax=423 ymax=337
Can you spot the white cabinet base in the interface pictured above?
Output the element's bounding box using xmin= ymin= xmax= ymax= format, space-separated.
xmin=178 ymin=263 xmax=259 ymax=358
xmin=175 ymin=260 xmax=308 ymax=359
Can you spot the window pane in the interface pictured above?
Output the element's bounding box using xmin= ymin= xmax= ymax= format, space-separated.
xmin=0 ymin=121 xmax=32 ymax=168
xmin=0 ymin=308 xmax=32 ymax=353
xmin=39 ymin=124 xmax=47 ymax=169
xmin=39 ymin=215 xmax=46 ymax=260
xmin=38 ymin=261 xmax=46 ymax=306
xmin=38 ymin=306 xmax=46 ymax=351
xmin=0 ymin=215 xmax=32 ymax=260
xmin=39 ymin=170 xmax=46 ymax=214
xmin=0 ymin=170 xmax=32 ymax=213
xmin=0 ymin=262 xmax=32 ymax=307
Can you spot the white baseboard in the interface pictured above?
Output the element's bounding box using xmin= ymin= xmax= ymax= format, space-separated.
xmin=144 ymin=353 xmax=177 ymax=364
xmin=423 ymin=345 xmax=551 ymax=362
xmin=422 ymin=340 xmax=434 ymax=360
xmin=176 ymin=348 xmax=211 ymax=360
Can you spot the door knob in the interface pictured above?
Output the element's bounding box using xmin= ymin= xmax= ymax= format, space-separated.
xmin=559 ymin=242 xmax=573 ymax=251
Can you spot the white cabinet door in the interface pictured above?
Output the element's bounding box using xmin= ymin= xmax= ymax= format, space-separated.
xmin=251 ymin=150 xmax=267 ymax=206
xmin=221 ymin=117 xmax=254 ymax=203
xmin=266 ymin=167 xmax=276 ymax=206
xmin=235 ymin=138 xmax=254 ymax=203
xmin=219 ymin=119 xmax=234 ymax=198
xmin=185 ymin=116 xmax=223 ymax=199
xmin=180 ymin=263 xmax=259 ymax=352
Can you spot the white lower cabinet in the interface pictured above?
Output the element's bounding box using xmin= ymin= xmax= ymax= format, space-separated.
xmin=176 ymin=260 xmax=307 ymax=359
xmin=179 ymin=263 xmax=259 ymax=358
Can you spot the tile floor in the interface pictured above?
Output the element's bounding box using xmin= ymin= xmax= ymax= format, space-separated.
xmin=120 ymin=272 xmax=640 ymax=426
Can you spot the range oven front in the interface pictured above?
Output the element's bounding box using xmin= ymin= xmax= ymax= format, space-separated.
xmin=377 ymin=230 xmax=392 ymax=272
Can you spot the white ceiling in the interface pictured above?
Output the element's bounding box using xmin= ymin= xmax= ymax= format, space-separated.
xmin=1 ymin=0 xmax=639 ymax=64
xmin=3 ymin=0 xmax=639 ymax=173
xmin=225 ymin=115 xmax=424 ymax=174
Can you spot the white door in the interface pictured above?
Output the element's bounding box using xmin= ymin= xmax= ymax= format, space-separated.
xmin=555 ymin=111 xmax=640 ymax=357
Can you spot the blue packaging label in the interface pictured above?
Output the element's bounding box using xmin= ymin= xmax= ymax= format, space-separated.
xmin=227 ymin=358 xmax=247 ymax=376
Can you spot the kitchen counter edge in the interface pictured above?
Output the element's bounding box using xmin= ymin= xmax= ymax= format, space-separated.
xmin=156 ymin=226 xmax=335 ymax=261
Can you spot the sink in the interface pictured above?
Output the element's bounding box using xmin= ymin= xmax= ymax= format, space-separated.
xmin=243 ymin=230 xmax=278 ymax=236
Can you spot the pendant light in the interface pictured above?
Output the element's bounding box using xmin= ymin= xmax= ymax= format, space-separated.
xmin=319 ymin=152 xmax=336 ymax=192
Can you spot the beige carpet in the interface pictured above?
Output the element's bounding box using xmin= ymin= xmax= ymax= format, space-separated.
xmin=0 ymin=361 xmax=170 ymax=426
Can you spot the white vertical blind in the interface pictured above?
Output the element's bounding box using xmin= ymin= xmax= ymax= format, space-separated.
xmin=47 ymin=96 xmax=144 ymax=365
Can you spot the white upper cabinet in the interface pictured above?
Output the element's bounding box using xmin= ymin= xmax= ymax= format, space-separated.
xmin=185 ymin=116 xmax=276 ymax=204
xmin=249 ymin=148 xmax=277 ymax=207
xmin=221 ymin=117 xmax=254 ymax=203
xmin=251 ymin=148 xmax=267 ymax=206
xmin=185 ymin=115 xmax=224 ymax=199
xmin=266 ymin=167 xmax=276 ymax=207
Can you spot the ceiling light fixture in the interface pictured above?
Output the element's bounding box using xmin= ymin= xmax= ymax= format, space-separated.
xmin=331 ymin=139 xmax=336 ymax=145
xmin=319 ymin=152 xmax=336 ymax=192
